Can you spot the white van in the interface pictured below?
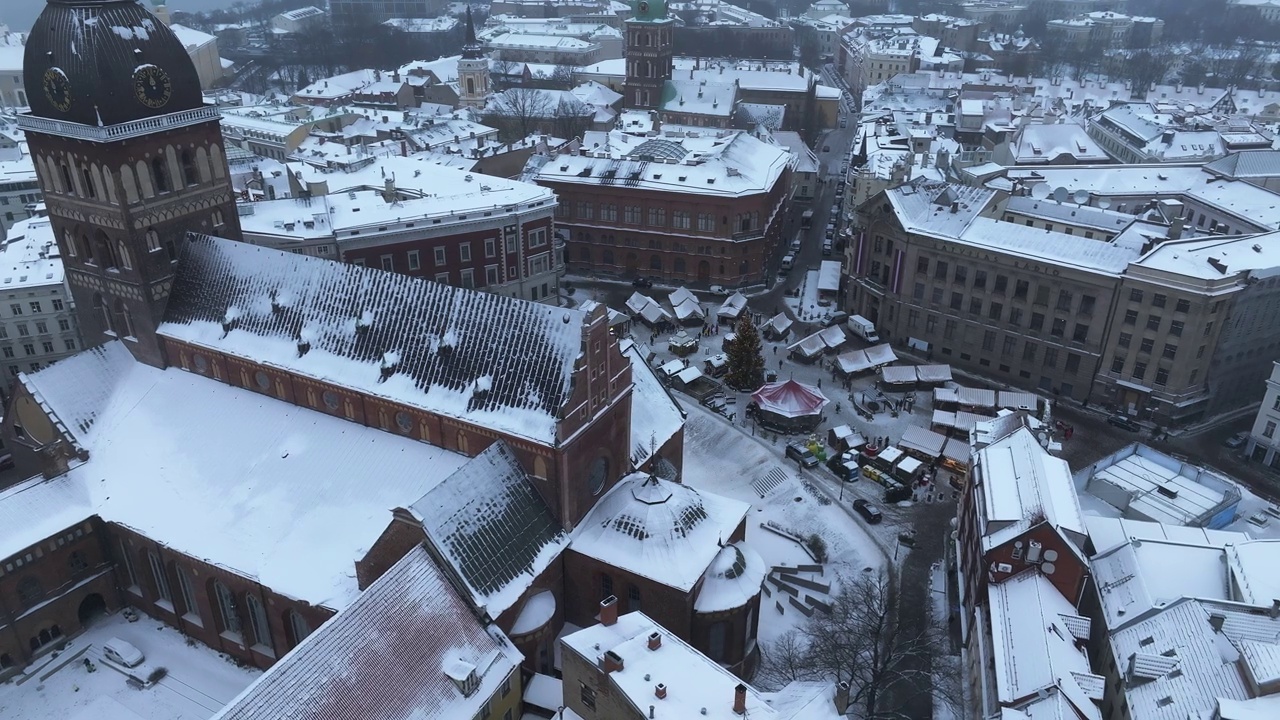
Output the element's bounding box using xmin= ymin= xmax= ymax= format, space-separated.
xmin=781 ymin=254 xmax=795 ymax=272
xmin=103 ymin=638 xmax=145 ymax=668
xmin=847 ymin=314 xmax=880 ymax=343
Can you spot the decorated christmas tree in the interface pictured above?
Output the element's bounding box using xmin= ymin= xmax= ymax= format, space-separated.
xmin=726 ymin=313 xmax=765 ymax=390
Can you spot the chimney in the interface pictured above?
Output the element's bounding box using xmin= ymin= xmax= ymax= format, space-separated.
xmin=835 ymin=681 xmax=850 ymax=713
xmin=733 ymin=683 xmax=747 ymax=715
xmin=600 ymin=595 xmax=618 ymax=626
xmin=400 ymin=140 xmax=407 ymax=157
xmin=648 ymin=631 xmax=662 ymax=650
xmin=1271 ymin=599 xmax=1280 ymax=619
xmin=1167 ymin=216 xmax=1184 ymax=241
xmin=649 ymin=705 xmax=655 ymax=719
xmin=1209 ymin=613 xmax=1226 ymax=632
xmin=655 ymin=683 xmax=667 ymax=699
xmin=601 ymin=649 xmax=624 ymax=673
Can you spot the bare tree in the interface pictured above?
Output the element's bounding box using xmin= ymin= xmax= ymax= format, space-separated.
xmin=484 ymin=88 xmax=554 ymax=142
xmin=492 ymin=59 xmax=521 ymax=90
xmin=758 ymin=572 xmax=961 ymax=720
xmin=552 ymin=97 xmax=593 ymax=141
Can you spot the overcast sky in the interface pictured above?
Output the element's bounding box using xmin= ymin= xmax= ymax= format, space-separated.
xmin=3 ymin=0 xmax=240 ymax=34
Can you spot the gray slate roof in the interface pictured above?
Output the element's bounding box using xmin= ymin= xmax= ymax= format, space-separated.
xmin=159 ymin=233 xmax=585 ymax=444
xmin=411 ymin=441 xmax=569 ymax=616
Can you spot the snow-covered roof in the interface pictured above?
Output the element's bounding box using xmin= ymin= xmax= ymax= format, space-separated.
xmin=562 ymin=612 xmax=782 ymax=719
xmin=1080 ymin=444 xmax=1237 ymax=527
xmin=570 ymin=474 xmax=749 ymax=591
xmin=1135 ymin=230 xmax=1280 ymax=280
xmin=1011 ymin=122 xmax=1109 ymax=164
xmin=625 ymin=343 xmax=685 ymax=468
xmin=536 ymin=129 xmax=789 ymax=198
xmin=169 ymin=23 xmax=217 ymax=51
xmin=988 ymin=572 xmax=1102 ymax=719
xmin=17 ymin=342 xmax=470 ymax=609
xmin=158 ymin=234 xmax=585 ymax=445
xmin=1084 ymin=516 xmax=1248 ymax=557
xmin=717 ymin=292 xmax=748 ymax=320
xmin=409 ymin=442 xmax=568 ymax=617
xmin=694 ymin=542 xmax=766 ymax=613
xmin=752 ymin=380 xmax=829 ymax=418
xmin=1091 ymin=536 xmax=1233 ymax=629
xmin=974 ymin=426 xmax=1086 ymax=553
xmin=213 ymin=545 xmax=520 ymax=720
xmin=0 ymin=216 xmax=65 ymax=291
xmin=899 ymin=424 xmax=946 ymax=457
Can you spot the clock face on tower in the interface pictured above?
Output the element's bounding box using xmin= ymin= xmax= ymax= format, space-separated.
xmin=42 ymin=67 xmax=71 ymax=112
xmin=133 ymin=65 xmax=173 ymax=109
xmin=638 ymin=1 xmax=649 ymax=11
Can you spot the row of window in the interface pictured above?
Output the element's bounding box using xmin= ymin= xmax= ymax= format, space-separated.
xmin=0 ymin=317 xmax=71 ymax=337
xmin=1 ymin=339 xmax=75 ymax=358
xmin=913 ymin=255 xmax=1099 ymax=315
xmin=1108 ymin=354 xmax=1186 ymax=387
xmin=907 ymin=309 xmax=1088 ymax=373
xmin=119 ymin=541 xmax=312 ymax=655
xmin=1126 ymin=288 xmax=1198 ymax=314
xmin=569 ymin=203 xmax=758 ymax=234
xmin=1002 ymin=214 xmax=1113 ymax=241
xmin=911 ymin=285 xmax=1094 ymax=343
xmin=4 ymin=300 xmax=65 ymax=317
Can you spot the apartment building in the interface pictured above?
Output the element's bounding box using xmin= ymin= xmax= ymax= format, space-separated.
xmin=1246 ymin=362 xmax=1280 ymax=469
xmin=850 ymin=175 xmax=1280 ymax=425
xmin=0 ymin=216 xmax=81 ymax=396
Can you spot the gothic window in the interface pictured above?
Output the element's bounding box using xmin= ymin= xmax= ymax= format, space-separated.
xmin=649 ymin=255 xmax=662 ymax=271
xmin=214 ymin=581 xmax=241 ymax=636
xmin=245 ymin=593 xmax=273 ymax=652
xmin=145 ymin=229 xmax=161 ymax=253
xmin=287 ymin=610 xmax=311 ymax=647
xmin=627 ymin=584 xmax=641 ymax=613
xmin=93 ymin=294 xmax=113 ymax=334
xmin=177 ymin=566 xmax=200 ymax=622
xmin=60 ymin=163 xmax=73 ymax=195
xmin=64 ymin=230 xmax=77 ymax=257
xmin=79 ymin=234 xmax=94 ymax=263
xmin=212 ymin=209 xmax=224 ymax=228
xmin=148 ymin=552 xmax=172 ymax=602
xmin=17 ymin=577 xmax=43 ymax=609
xmin=151 ymin=157 xmax=170 ymax=194
xmin=117 ymin=242 xmax=132 ymax=270
xmin=114 ymin=299 xmax=133 ymax=338
xmin=81 ymin=167 xmax=96 ymax=199
xmin=708 ymin=621 xmax=727 ymax=661
xmin=180 ymin=151 xmax=197 ymax=187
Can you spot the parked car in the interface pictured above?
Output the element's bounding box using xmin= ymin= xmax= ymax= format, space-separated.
xmin=632 ymin=276 xmax=653 ymax=289
xmin=1106 ymin=414 xmax=1141 ymax=432
xmin=708 ymin=285 xmax=728 ymax=295
xmin=822 ymin=145 xmax=830 ymax=152
xmin=1224 ymin=431 xmax=1249 ymax=449
xmin=786 ymin=442 xmax=820 ymax=468
xmin=824 ymin=311 xmax=849 ymax=327
xmin=840 ymin=119 xmax=847 ymax=128
xmin=852 ymin=498 xmax=883 ymax=524
xmin=103 ymin=638 xmax=145 ymax=668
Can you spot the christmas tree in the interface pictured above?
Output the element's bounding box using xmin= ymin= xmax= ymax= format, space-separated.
xmin=726 ymin=313 xmax=765 ymax=391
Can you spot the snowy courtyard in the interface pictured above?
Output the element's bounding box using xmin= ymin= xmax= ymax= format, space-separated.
xmin=0 ymin=612 xmax=260 ymax=720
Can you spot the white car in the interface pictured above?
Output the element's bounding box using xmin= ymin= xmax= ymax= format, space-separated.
xmin=708 ymin=285 xmax=728 ymax=295
xmin=103 ymin=638 xmax=145 ymax=668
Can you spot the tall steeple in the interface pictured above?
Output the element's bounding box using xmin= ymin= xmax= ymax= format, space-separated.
xmin=462 ymin=6 xmax=482 ymax=60
xmin=457 ymin=5 xmax=490 ymax=109
xmin=623 ymin=0 xmax=674 ymax=110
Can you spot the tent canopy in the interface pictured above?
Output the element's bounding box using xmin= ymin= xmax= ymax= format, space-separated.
xmin=751 ymin=379 xmax=829 ymax=418
xmin=881 ymin=365 xmax=916 ymax=384
xmin=899 ymin=424 xmax=947 ymax=458
xmin=718 ymin=292 xmax=748 ymax=320
xmin=865 ymin=343 xmax=897 ymax=366
xmin=766 ymin=313 xmax=793 ymax=336
xmin=916 ymin=364 xmax=952 ymax=383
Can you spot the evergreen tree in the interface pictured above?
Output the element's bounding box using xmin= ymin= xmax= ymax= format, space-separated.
xmin=726 ymin=314 xmax=765 ymax=391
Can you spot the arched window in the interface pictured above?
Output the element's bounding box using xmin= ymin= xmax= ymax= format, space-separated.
xmin=674 ymin=257 xmax=686 ymax=274
xmin=81 ymin=166 xmax=96 ymax=199
xmin=214 ymin=581 xmax=241 ymax=636
xmin=649 ymin=255 xmax=662 ymax=271
xmin=176 ymin=566 xmax=200 ymax=622
xmin=115 ymin=300 xmax=134 ymax=339
xmin=287 ymin=610 xmax=311 ymax=647
xmin=60 ymin=163 xmax=73 ymax=195
xmin=600 ymin=573 xmax=613 ymax=600
xmin=603 ymin=249 xmax=615 ymax=264
xmin=245 ymin=594 xmax=273 ymax=652
xmin=93 ymin=294 xmax=113 ymax=334
xmin=64 ymin=229 xmax=77 ymax=258
xmin=212 ymin=209 xmax=224 ymax=228
xmin=17 ymin=577 xmax=43 ymax=609
xmin=457 ymin=431 xmax=469 ymax=454
xmin=180 ymin=151 xmax=197 ymax=187
xmin=148 ymin=552 xmax=171 ymax=602
xmin=145 ymin=229 xmax=161 ymax=253
xmin=117 ymin=242 xmax=132 ymax=270
xmin=627 ymin=584 xmax=641 ymax=613
xmin=708 ymin=620 xmax=727 ymax=661
xmin=151 ymin=156 xmax=170 ymax=194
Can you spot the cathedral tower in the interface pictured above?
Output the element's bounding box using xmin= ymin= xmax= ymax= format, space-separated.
xmin=458 ymin=7 xmax=490 ymax=109
xmin=20 ymin=0 xmax=242 ymax=368
xmin=623 ymin=0 xmax=674 ymax=110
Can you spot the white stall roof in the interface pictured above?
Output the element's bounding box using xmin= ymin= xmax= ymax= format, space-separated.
xmin=836 ymin=350 xmax=873 ymax=374
xmin=933 ymin=409 xmax=957 ymax=427
xmin=865 ymin=343 xmax=897 ymax=366
xmin=943 ymin=437 xmax=969 ymax=463
xmin=900 ymin=424 xmax=947 ymax=457
xmin=934 ymin=387 xmax=959 ymax=404
xmin=897 ymin=456 xmax=924 ymax=475
xmin=957 ymin=386 xmax=997 ymax=407
xmin=881 ymin=365 xmax=917 ymax=384
xmin=675 ymin=366 xmax=703 ymax=384
xmin=998 ymin=391 xmax=1039 ymax=411
xmin=817 ymin=260 xmax=842 ymax=292
xmin=878 ymin=446 xmax=904 ymax=465
xmin=916 ymin=364 xmax=952 ymax=383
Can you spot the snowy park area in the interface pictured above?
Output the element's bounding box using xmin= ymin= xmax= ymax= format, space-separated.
xmin=0 ymin=612 xmax=260 ymax=720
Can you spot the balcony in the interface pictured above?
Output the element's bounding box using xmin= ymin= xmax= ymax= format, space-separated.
xmin=18 ymin=106 xmax=222 ymax=144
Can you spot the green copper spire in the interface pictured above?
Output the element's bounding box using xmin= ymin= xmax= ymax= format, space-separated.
xmin=631 ymin=0 xmax=669 ymax=23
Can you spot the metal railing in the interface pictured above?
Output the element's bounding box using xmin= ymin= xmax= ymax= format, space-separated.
xmin=17 ymin=106 xmax=221 ymax=143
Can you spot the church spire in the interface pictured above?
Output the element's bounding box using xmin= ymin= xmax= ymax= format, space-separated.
xmin=462 ymin=6 xmax=482 ymax=60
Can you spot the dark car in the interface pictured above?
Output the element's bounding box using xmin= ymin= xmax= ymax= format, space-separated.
xmin=852 ymin=498 xmax=883 ymax=524
xmin=632 ymin=276 xmax=653 ymax=289
xmin=786 ymin=442 xmax=820 ymax=469
xmin=1107 ymin=414 xmax=1141 ymax=432
xmin=1224 ymin=431 xmax=1249 ymax=449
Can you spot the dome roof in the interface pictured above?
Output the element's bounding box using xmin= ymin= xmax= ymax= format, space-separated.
xmin=694 ymin=542 xmax=766 ymax=613
xmin=24 ymin=0 xmax=204 ymax=127
xmin=571 ymin=473 xmax=751 ymax=591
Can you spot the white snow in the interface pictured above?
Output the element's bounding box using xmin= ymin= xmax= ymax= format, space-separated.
xmin=694 ymin=542 xmax=768 ymax=613
xmin=0 ymin=612 xmax=260 ymax=720
xmin=523 ymin=673 xmax=562 ymax=713
xmin=510 ymin=591 xmax=556 ymax=635
xmin=17 ymin=343 xmax=470 ymax=610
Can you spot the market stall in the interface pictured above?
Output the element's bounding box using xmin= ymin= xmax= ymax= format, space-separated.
xmin=717 ymin=292 xmax=748 ymax=325
xmin=668 ymin=331 xmax=699 ymax=357
xmin=899 ymin=424 xmax=947 ymax=462
xmin=749 ymin=379 xmax=829 ymax=433
xmin=763 ymin=312 xmax=793 ymax=341
xmin=880 ymin=365 xmax=917 ymax=391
